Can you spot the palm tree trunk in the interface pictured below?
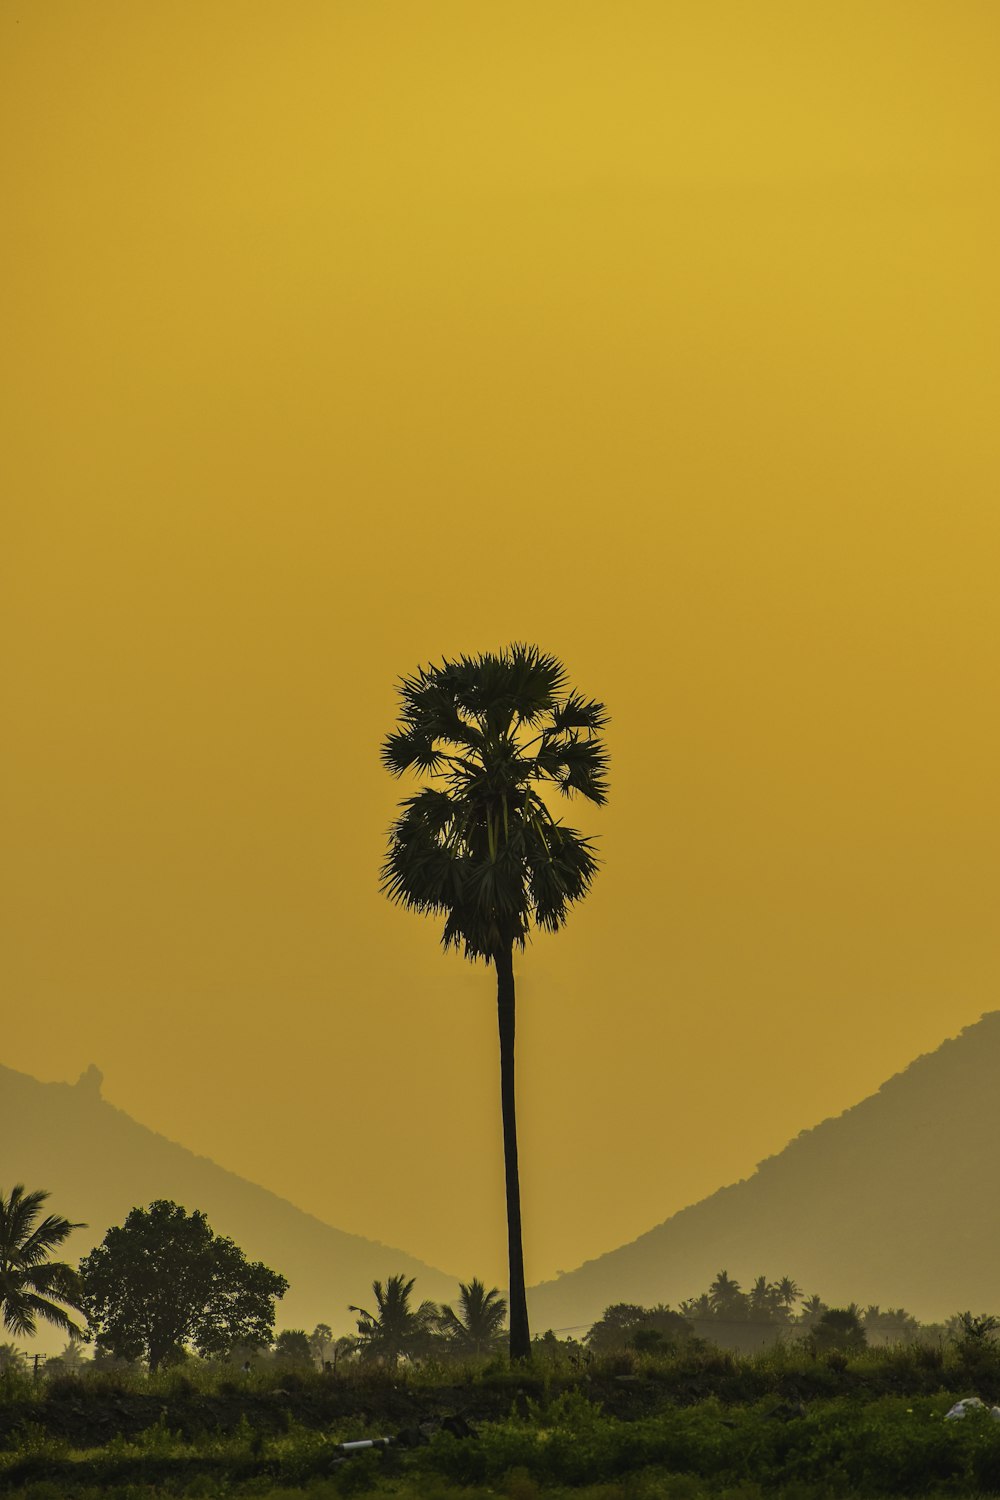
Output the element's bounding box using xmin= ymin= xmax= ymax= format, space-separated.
xmin=495 ymin=940 xmax=531 ymax=1360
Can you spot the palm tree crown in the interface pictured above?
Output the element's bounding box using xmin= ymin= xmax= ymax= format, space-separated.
xmin=380 ymin=644 xmax=609 ymax=959
xmin=0 ymin=1185 xmax=85 ymax=1339
xmin=349 ymin=1273 xmax=437 ymax=1366
xmin=438 ymin=1278 xmax=508 ymax=1356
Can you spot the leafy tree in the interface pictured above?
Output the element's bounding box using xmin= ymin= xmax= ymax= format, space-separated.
xmin=309 ymin=1322 xmax=335 ymax=1367
xmin=0 ymin=1185 xmax=85 ymax=1339
xmin=438 ymin=1278 xmax=507 ymax=1356
xmin=952 ymin=1311 xmax=1000 ymax=1346
xmin=331 ymin=1335 xmax=357 ymax=1369
xmin=350 ymin=1274 xmax=438 ymax=1366
xmin=586 ymin=1303 xmax=650 ymax=1353
xmin=809 ymin=1306 xmax=867 ymax=1354
xmin=273 ymin=1328 xmax=313 ymax=1366
xmin=381 ymin=645 xmax=609 ymax=1359
xmin=862 ymin=1304 xmax=920 ymax=1344
xmin=78 ymin=1201 xmax=288 ymax=1371
xmin=587 ymin=1302 xmax=690 ymax=1353
xmin=632 ymin=1306 xmax=690 ymax=1350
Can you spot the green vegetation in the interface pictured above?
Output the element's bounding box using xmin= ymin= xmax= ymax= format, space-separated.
xmin=7 ymin=1187 xmax=1000 ymax=1494
xmin=350 ymin=1276 xmax=439 ymax=1367
xmin=0 ymin=1186 xmax=85 ymax=1341
xmin=78 ymin=1201 xmax=288 ymax=1371
xmin=438 ymin=1280 xmax=508 ymax=1359
xmin=381 ymin=645 xmax=609 ymax=1360
xmin=5 ymin=1338 xmax=1000 ymax=1497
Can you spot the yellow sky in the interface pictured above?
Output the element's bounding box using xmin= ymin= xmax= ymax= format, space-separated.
xmin=3 ymin=1 xmax=999 ymax=1292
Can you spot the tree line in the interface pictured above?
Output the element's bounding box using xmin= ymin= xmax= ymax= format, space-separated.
xmin=0 ymin=1185 xmax=509 ymax=1370
xmin=2 ymin=1183 xmax=983 ymax=1376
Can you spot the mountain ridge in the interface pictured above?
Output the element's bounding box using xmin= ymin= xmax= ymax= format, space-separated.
xmin=8 ymin=1013 xmax=998 ymax=1349
xmin=526 ymin=1012 xmax=1000 ymax=1330
xmin=0 ymin=1060 xmax=459 ymax=1349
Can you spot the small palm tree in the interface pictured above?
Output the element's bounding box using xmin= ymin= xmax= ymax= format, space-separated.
xmin=747 ymin=1276 xmax=782 ymax=1321
xmin=349 ymin=1274 xmax=438 ymax=1366
xmin=797 ymin=1293 xmax=828 ymax=1331
xmin=52 ymin=1336 xmax=88 ymax=1372
xmin=708 ymin=1270 xmax=744 ymax=1319
xmin=0 ymin=1186 xmax=85 ymax=1339
xmin=381 ymin=645 xmax=609 ymax=1359
xmin=438 ymin=1278 xmax=507 ymax=1356
xmin=776 ymin=1276 xmax=802 ymax=1318
xmin=680 ymin=1292 xmax=714 ymax=1321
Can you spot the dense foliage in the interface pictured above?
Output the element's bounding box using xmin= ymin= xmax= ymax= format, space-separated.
xmin=78 ymin=1201 xmax=288 ymax=1371
xmin=380 ymin=645 xmax=609 ymax=961
xmin=349 ymin=1276 xmax=439 ymax=1367
xmin=6 ymin=1339 xmax=1000 ymax=1497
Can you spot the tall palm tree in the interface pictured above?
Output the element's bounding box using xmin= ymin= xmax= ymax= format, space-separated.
xmin=349 ymin=1274 xmax=438 ymax=1366
xmin=381 ymin=645 xmax=609 ymax=1360
xmin=0 ymin=1185 xmax=85 ymax=1339
xmin=438 ymin=1278 xmax=508 ymax=1356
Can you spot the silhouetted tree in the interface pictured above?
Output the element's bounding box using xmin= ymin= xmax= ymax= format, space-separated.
xmin=350 ymin=1274 xmax=438 ymax=1366
xmin=586 ymin=1303 xmax=649 ymax=1353
xmin=797 ymin=1293 xmax=829 ymax=1331
xmin=0 ymin=1185 xmax=85 ymax=1339
xmin=381 ymin=645 xmax=609 ymax=1360
xmin=748 ymin=1276 xmax=782 ymax=1321
xmin=331 ymin=1335 xmax=357 ymax=1369
xmin=951 ymin=1311 xmax=1000 ymax=1347
xmin=776 ymin=1276 xmax=802 ymax=1318
xmin=78 ymin=1201 xmax=288 ymax=1371
xmin=438 ymin=1278 xmax=507 ymax=1356
xmin=680 ymin=1292 xmax=714 ymax=1321
xmin=273 ymin=1328 xmax=313 ymax=1366
xmin=45 ymin=1336 xmax=88 ymax=1374
xmin=809 ymin=1306 xmax=866 ymax=1354
xmin=309 ymin=1322 xmax=335 ymax=1367
xmin=588 ymin=1302 xmax=690 ymax=1352
xmin=862 ymin=1304 xmax=920 ymax=1344
xmin=708 ymin=1270 xmax=745 ymax=1319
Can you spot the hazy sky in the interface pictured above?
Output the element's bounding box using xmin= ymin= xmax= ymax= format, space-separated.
xmin=3 ymin=2 xmax=998 ymax=1290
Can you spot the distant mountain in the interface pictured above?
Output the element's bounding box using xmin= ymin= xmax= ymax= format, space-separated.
xmin=527 ymin=1013 xmax=1000 ymax=1331
xmin=0 ymin=1062 xmax=458 ymax=1349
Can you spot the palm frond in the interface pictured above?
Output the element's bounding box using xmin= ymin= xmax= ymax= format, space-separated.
xmin=539 ymin=734 xmax=610 ymax=804
xmin=550 ymin=690 xmax=609 ymax=734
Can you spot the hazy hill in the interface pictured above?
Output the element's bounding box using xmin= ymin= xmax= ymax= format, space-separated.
xmin=0 ymin=1062 xmax=458 ymax=1349
xmin=528 ymin=1013 xmax=1000 ymax=1331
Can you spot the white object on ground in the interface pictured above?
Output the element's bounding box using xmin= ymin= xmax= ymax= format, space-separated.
xmin=944 ymin=1398 xmax=1000 ymax=1421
